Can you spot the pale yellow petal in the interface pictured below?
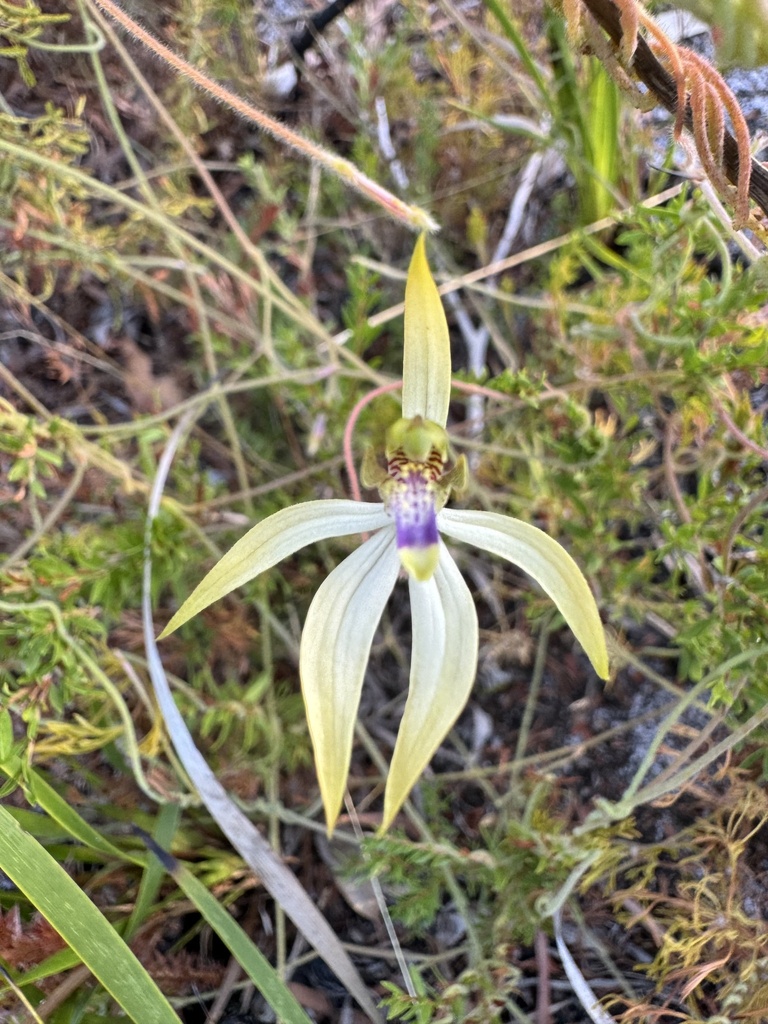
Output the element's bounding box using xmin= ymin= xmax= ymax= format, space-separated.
xmin=402 ymin=234 xmax=451 ymax=427
xmin=438 ymin=509 xmax=609 ymax=679
xmin=159 ymin=501 xmax=389 ymax=638
xmin=300 ymin=527 xmax=399 ymax=833
xmin=382 ymin=543 xmax=478 ymax=830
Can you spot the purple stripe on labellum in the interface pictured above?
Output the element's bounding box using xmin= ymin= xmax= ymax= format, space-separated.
xmin=389 ymin=475 xmax=439 ymax=551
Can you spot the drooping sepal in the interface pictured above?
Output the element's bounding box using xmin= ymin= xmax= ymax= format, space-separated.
xmin=300 ymin=528 xmax=400 ymax=833
xmin=382 ymin=542 xmax=479 ymax=830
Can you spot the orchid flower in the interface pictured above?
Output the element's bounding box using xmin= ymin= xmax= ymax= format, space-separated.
xmin=160 ymin=237 xmax=609 ymax=832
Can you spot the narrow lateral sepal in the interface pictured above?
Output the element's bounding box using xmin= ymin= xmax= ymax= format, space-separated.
xmin=159 ymin=501 xmax=390 ymax=638
xmin=438 ymin=509 xmax=609 ymax=680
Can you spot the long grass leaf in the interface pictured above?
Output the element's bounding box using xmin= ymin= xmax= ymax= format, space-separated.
xmin=124 ymin=803 xmax=181 ymax=940
xmin=141 ymin=832 xmax=312 ymax=1024
xmin=0 ymin=805 xmax=179 ymax=1024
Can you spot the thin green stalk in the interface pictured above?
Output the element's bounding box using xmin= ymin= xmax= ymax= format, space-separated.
xmin=0 ymin=364 xmax=53 ymax=420
xmin=85 ymin=0 xmax=285 ymax=366
xmin=0 ymin=249 xmax=254 ymax=353
xmin=76 ymin=2 xmax=257 ymax=514
xmin=482 ymin=0 xmax=552 ymax=99
xmin=75 ymin=367 xmax=341 ymax=437
xmin=89 ymin=0 xmax=437 ymax=233
xmin=576 ymin=649 xmax=768 ymax=832
xmin=628 ymin=695 xmax=768 ymax=810
xmin=124 ymin=803 xmax=182 ymax=941
xmin=618 ymin=675 xmax=714 ymax=807
xmin=0 ymin=965 xmax=44 ymax=1024
xmin=514 ymin=616 xmax=554 ymax=770
xmin=354 ymin=720 xmax=485 ymax=966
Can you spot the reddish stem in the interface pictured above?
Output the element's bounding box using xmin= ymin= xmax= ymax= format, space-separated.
xmin=343 ymin=381 xmax=403 ymax=501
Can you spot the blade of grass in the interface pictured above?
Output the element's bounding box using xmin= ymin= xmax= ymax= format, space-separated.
xmin=481 ymin=0 xmax=551 ymax=99
xmin=124 ymin=803 xmax=181 ymax=941
xmin=139 ymin=830 xmax=313 ymax=1024
xmin=0 ymin=755 xmax=275 ymax=1017
xmin=3 ymin=948 xmax=81 ymax=989
xmin=0 ymin=749 xmax=140 ymax=864
xmin=0 ymin=805 xmax=179 ymax=1024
